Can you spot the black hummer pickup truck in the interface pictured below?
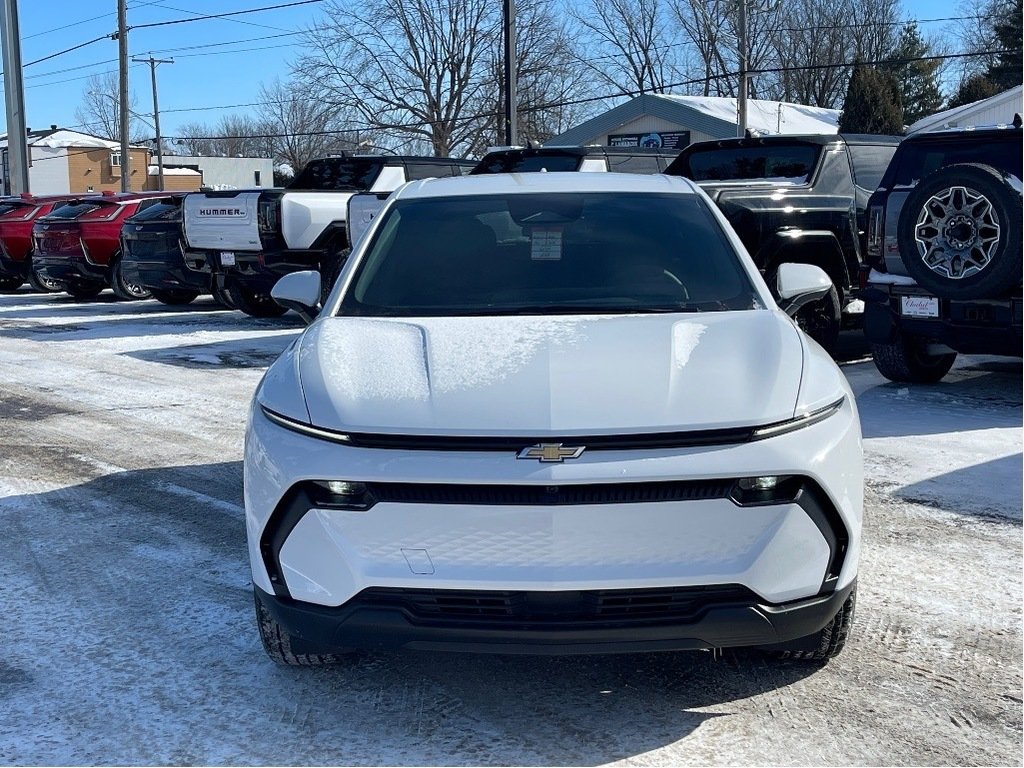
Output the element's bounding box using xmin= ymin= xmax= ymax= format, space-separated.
xmin=665 ymin=134 xmax=901 ymax=351
xmin=861 ymin=123 xmax=1022 ymax=383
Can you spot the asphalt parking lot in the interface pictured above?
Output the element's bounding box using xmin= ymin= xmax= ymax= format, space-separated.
xmin=0 ymin=289 xmax=1020 ymax=766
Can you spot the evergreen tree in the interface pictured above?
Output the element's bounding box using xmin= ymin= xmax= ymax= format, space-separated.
xmin=882 ymin=23 xmax=944 ymax=125
xmin=839 ymin=64 xmax=904 ymax=134
xmin=947 ymin=74 xmax=1002 ymax=109
xmin=986 ymin=0 xmax=1023 ymax=90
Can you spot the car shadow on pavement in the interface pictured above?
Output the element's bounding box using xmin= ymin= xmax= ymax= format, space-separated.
xmin=123 ymin=334 xmax=301 ymax=369
xmin=893 ymin=453 xmax=1024 ymax=521
xmin=2 ymin=461 xmax=826 ymax=766
xmin=857 ymin=364 xmax=1022 ymax=439
xmin=0 ymin=294 xmax=231 ymax=320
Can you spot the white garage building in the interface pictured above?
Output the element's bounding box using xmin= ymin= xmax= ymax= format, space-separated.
xmin=545 ymin=93 xmax=840 ymax=150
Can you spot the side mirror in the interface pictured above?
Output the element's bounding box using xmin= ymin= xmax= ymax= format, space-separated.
xmin=271 ymin=271 xmax=321 ymax=324
xmin=775 ymin=263 xmax=832 ymax=317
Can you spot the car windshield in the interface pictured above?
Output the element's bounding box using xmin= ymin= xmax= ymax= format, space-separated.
xmin=289 ymin=157 xmax=385 ymax=190
xmin=676 ymin=143 xmax=821 ymax=184
xmin=337 ymin=192 xmax=759 ymax=317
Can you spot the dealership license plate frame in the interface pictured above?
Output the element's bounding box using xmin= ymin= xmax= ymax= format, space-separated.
xmin=900 ymin=295 xmax=939 ymax=318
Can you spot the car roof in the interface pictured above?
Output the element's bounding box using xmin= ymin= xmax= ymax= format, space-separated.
xmin=679 ymin=133 xmax=901 ymax=151
xmin=901 ymin=124 xmax=1022 ymax=145
xmin=394 ymin=171 xmax=699 ymax=200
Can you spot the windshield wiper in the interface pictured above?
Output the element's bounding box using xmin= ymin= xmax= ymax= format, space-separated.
xmin=496 ymin=304 xmax=702 ymax=315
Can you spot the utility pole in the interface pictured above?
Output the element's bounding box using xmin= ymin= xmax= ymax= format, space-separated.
xmin=502 ymin=0 xmax=518 ymax=146
xmin=736 ymin=0 xmax=748 ymax=137
xmin=132 ymin=56 xmax=173 ymax=190
xmin=116 ymin=0 xmax=130 ymax=191
xmin=1 ymin=0 xmax=30 ymax=194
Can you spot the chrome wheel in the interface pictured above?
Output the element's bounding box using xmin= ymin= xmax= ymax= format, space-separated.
xmin=914 ymin=185 xmax=1000 ymax=280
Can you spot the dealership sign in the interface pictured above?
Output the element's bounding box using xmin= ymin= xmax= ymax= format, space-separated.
xmin=608 ymin=131 xmax=690 ymax=149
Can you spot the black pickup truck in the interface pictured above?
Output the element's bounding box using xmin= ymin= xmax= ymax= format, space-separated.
xmin=861 ymin=123 xmax=1022 ymax=382
xmin=665 ymin=134 xmax=901 ymax=351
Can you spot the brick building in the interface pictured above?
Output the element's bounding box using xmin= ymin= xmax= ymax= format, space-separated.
xmin=0 ymin=127 xmax=202 ymax=195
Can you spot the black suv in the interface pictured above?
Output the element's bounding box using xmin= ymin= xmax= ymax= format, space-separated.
xmin=862 ymin=123 xmax=1022 ymax=382
xmin=665 ymin=134 xmax=901 ymax=352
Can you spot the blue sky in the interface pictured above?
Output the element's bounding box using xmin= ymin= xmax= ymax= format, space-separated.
xmin=2 ymin=0 xmax=965 ymax=139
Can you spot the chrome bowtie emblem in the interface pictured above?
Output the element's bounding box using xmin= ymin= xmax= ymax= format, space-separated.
xmin=517 ymin=443 xmax=586 ymax=462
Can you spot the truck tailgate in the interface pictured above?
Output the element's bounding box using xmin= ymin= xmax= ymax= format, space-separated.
xmin=183 ymin=191 xmax=263 ymax=251
xmin=281 ymin=192 xmax=354 ymax=250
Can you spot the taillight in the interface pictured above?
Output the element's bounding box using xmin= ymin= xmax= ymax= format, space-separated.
xmin=866 ymin=204 xmax=884 ymax=267
xmin=257 ymin=199 xmax=279 ymax=234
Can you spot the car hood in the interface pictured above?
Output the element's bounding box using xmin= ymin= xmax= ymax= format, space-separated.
xmin=296 ymin=311 xmax=804 ymax=436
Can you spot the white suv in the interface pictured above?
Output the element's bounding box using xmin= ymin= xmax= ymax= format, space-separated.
xmin=245 ymin=172 xmax=863 ymax=664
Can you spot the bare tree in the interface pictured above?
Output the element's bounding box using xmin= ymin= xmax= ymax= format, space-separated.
xmin=74 ymin=72 xmax=149 ymax=143
xmin=172 ymin=121 xmax=218 ymax=156
xmin=294 ymin=0 xmax=499 ymax=156
xmin=769 ymin=0 xmax=901 ymax=109
xmin=569 ymin=0 xmax=678 ymax=96
xmin=256 ymin=78 xmax=366 ymax=170
xmin=478 ymin=0 xmax=595 ymax=148
xmin=671 ymin=0 xmax=782 ymax=98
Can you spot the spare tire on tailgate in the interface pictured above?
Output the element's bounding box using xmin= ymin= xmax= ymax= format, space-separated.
xmin=897 ymin=163 xmax=1022 ymax=299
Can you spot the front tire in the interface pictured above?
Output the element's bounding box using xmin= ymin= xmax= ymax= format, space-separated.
xmin=765 ymin=588 xmax=856 ymax=662
xmin=872 ymin=334 xmax=957 ymax=383
xmin=228 ymin=283 xmax=288 ymax=318
xmin=110 ymin=256 xmax=151 ymax=301
xmin=65 ymin=281 xmax=105 ymax=300
xmin=28 ymin=268 xmax=65 ymax=293
xmin=151 ymin=288 xmax=199 ymax=306
xmin=254 ymin=592 xmax=349 ymax=666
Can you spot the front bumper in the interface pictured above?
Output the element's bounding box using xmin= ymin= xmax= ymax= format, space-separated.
xmin=244 ymin=395 xmax=863 ymax=654
xmin=121 ymin=248 xmax=212 ymax=294
xmin=863 ymin=281 xmax=1023 ymax=356
xmin=255 ymin=579 xmax=857 ymax=655
xmin=208 ymin=248 xmax=324 ymax=293
xmin=33 ymin=254 xmax=107 ymax=285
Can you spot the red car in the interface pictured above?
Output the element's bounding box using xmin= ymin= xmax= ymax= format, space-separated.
xmin=0 ymin=193 xmax=87 ymax=293
xmin=33 ymin=192 xmax=169 ymax=300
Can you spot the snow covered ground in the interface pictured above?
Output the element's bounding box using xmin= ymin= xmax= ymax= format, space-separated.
xmin=0 ymin=289 xmax=1020 ymax=766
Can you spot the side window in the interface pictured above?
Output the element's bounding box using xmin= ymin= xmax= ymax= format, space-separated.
xmin=406 ymin=163 xmax=446 ymax=181
xmin=607 ymin=154 xmax=662 ymax=174
xmin=848 ymin=144 xmax=897 ymax=190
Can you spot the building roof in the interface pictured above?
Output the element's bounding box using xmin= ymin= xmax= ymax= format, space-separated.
xmin=907 ymin=85 xmax=1023 ymax=134
xmin=147 ymin=166 xmax=202 ymax=176
xmin=0 ymin=127 xmax=149 ymax=151
xmin=545 ymin=93 xmax=840 ymax=146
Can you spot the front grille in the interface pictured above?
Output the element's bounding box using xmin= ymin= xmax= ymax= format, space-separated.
xmin=363 ymin=479 xmax=732 ymax=506
xmin=352 ymin=585 xmax=759 ymax=628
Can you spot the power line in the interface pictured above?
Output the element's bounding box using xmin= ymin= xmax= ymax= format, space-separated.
xmin=153 ymin=47 xmax=1013 ymax=142
xmin=131 ymin=0 xmax=325 ymax=30
xmin=146 ymin=0 xmax=295 ymax=33
xmin=21 ymin=0 xmax=164 ymax=41
xmin=22 ymin=34 xmax=110 ymax=69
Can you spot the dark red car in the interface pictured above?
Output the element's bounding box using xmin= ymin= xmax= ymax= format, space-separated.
xmin=0 ymin=193 xmax=87 ymax=293
xmin=33 ymin=192 xmax=169 ymax=300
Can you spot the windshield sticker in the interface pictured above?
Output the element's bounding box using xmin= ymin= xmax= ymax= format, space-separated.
xmin=530 ymin=225 xmax=563 ymax=260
